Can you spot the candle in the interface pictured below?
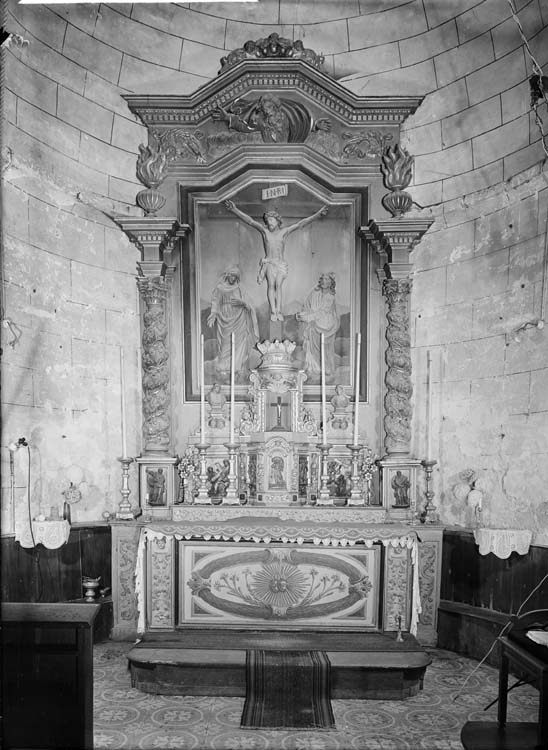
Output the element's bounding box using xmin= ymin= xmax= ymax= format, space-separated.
xmin=200 ymin=334 xmax=206 ymax=443
xmin=321 ymin=333 xmax=327 ymax=444
xmin=426 ymin=350 xmax=432 ymax=460
xmin=230 ymin=332 xmax=235 ymax=444
xmin=353 ymin=332 xmax=361 ymax=445
xmin=120 ymin=346 xmax=127 ymax=458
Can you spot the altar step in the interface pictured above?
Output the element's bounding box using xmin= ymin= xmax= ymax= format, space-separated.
xmin=128 ymin=630 xmax=431 ymax=700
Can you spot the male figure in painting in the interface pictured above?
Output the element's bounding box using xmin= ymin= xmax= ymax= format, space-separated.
xmin=224 ymin=199 xmax=328 ymax=322
xmin=207 ymin=266 xmax=259 ymax=377
xmin=297 ymin=272 xmax=340 ymax=377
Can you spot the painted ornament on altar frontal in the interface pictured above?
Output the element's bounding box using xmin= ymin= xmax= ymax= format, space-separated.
xmin=197 ymin=182 xmax=355 ymax=391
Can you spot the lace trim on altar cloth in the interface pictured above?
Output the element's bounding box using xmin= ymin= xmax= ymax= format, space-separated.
xmin=474 ymin=528 xmax=532 ymax=558
xmin=134 ymin=519 xmax=422 ymax=637
xmin=15 ymin=519 xmax=71 ymax=549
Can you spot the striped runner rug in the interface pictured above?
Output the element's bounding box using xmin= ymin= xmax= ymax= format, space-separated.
xmin=240 ymin=650 xmax=336 ymax=730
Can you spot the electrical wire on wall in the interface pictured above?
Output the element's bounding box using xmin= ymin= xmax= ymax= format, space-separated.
xmin=506 ymin=0 xmax=548 ymax=158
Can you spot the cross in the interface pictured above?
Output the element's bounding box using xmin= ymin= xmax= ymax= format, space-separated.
xmin=270 ymin=396 xmax=289 ymax=431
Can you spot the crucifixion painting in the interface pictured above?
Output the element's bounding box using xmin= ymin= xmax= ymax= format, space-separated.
xmin=224 ymin=199 xmax=328 ymax=321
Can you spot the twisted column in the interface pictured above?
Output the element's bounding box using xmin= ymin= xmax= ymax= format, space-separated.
xmin=137 ymin=277 xmax=171 ymax=454
xmin=383 ymin=278 xmax=412 ymax=455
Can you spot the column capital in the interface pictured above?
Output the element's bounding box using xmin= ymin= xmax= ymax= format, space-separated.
xmin=360 ymin=217 xmax=433 ymax=280
xmin=113 ymin=216 xmax=190 ymax=278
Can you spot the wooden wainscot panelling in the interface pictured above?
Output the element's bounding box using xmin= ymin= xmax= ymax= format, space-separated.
xmin=438 ymin=529 xmax=548 ymax=663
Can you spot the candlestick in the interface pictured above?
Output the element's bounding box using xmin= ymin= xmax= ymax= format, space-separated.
xmin=321 ymin=333 xmax=327 ymax=444
xmin=120 ymin=346 xmax=127 ymax=459
xmin=200 ymin=334 xmax=206 ymax=442
xmin=353 ymin=332 xmax=361 ymax=445
xmin=230 ymin=332 xmax=235 ymax=444
xmin=426 ymin=350 xmax=432 ymax=460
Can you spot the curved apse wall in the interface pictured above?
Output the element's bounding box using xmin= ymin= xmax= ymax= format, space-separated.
xmin=1 ymin=0 xmax=547 ymax=540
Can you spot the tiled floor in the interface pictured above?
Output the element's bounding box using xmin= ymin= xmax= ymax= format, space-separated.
xmin=93 ymin=642 xmax=537 ymax=750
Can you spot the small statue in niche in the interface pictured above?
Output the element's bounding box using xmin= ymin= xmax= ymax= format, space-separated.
xmin=206 ymin=383 xmax=227 ymax=429
xmin=224 ymin=199 xmax=328 ymax=322
xmin=391 ymin=470 xmax=411 ymax=507
xmin=269 ymin=456 xmax=286 ymax=489
xmin=330 ymin=384 xmax=350 ymax=429
xmin=146 ymin=468 xmax=167 ymax=506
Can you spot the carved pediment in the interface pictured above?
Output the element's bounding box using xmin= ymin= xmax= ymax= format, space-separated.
xmin=124 ymin=41 xmax=423 ymax=173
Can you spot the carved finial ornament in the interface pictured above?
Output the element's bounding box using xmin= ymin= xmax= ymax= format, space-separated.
xmin=219 ymin=33 xmax=325 ymax=74
xmin=381 ymin=144 xmax=414 ymax=218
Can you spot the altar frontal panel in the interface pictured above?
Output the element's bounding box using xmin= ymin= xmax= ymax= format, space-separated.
xmin=179 ymin=542 xmax=380 ymax=628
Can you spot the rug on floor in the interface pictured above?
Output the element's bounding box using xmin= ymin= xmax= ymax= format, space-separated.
xmin=241 ymin=650 xmax=336 ymax=730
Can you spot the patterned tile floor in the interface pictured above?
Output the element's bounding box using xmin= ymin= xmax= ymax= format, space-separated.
xmin=94 ymin=642 xmax=537 ymax=750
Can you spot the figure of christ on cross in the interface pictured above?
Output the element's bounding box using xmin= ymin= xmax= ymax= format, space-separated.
xmin=270 ymin=395 xmax=290 ymax=431
xmin=224 ymin=199 xmax=328 ymax=322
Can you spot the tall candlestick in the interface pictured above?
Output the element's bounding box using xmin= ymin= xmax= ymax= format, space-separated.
xmin=321 ymin=333 xmax=327 ymax=444
xmin=426 ymin=350 xmax=432 ymax=460
xmin=200 ymin=334 xmax=206 ymax=442
xmin=353 ymin=332 xmax=361 ymax=445
xmin=230 ymin=332 xmax=235 ymax=444
xmin=120 ymin=346 xmax=127 ymax=458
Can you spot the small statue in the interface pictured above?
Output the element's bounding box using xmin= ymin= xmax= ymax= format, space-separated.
xmin=330 ymin=384 xmax=350 ymax=429
xmin=391 ymin=470 xmax=410 ymax=507
xmin=146 ymin=468 xmax=167 ymax=506
xmin=206 ymin=382 xmax=227 ymax=429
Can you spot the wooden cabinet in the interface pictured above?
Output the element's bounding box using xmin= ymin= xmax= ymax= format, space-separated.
xmin=2 ymin=603 xmax=99 ymax=749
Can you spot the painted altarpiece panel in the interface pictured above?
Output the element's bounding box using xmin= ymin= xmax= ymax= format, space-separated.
xmin=181 ymin=175 xmax=367 ymax=403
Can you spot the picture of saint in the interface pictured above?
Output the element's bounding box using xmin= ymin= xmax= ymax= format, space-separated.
xmin=207 ymin=266 xmax=259 ymax=376
xmin=296 ymin=273 xmax=340 ymax=378
xmin=224 ymin=199 xmax=328 ymax=322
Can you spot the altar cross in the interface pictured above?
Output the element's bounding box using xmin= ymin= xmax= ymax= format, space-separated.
xmin=270 ymin=396 xmax=290 ymax=431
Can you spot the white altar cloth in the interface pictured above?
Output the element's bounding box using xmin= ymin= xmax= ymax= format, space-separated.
xmin=135 ymin=517 xmax=421 ymax=636
xmin=15 ymin=519 xmax=71 ymax=549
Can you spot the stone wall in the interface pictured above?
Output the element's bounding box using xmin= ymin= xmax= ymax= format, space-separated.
xmin=1 ymin=0 xmax=547 ymax=540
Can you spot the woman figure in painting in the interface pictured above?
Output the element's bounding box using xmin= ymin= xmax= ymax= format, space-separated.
xmin=207 ymin=265 xmax=259 ymax=377
xmin=296 ymin=272 xmax=340 ymax=378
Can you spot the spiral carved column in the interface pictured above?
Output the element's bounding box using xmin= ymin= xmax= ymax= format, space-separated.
xmin=383 ymin=278 xmax=413 ymax=456
xmin=137 ymin=276 xmax=171 ymax=453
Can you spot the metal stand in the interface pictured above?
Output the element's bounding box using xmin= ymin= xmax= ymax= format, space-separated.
xmin=194 ymin=443 xmax=212 ymax=505
xmin=346 ymin=444 xmax=364 ymax=506
xmin=316 ymin=443 xmax=333 ymax=505
xmin=421 ymin=459 xmax=439 ymax=523
xmin=116 ymin=457 xmax=135 ymax=519
xmin=223 ymin=442 xmax=241 ymax=505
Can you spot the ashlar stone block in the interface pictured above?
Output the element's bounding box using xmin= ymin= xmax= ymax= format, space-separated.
xmin=434 ymin=31 xmax=494 ymax=89
xmin=466 ymin=47 xmax=526 ymax=107
xmin=399 ymin=19 xmax=458 ymax=67
xmin=293 ymin=19 xmax=349 ymax=55
xmin=93 ymin=6 xmax=183 ymax=68
xmin=442 ymin=161 xmax=504 ymax=204
xmin=530 ymin=368 xmax=548 ymax=413
xmin=17 ymin=99 xmax=81 ymax=161
xmin=179 ymin=39 xmax=225 ymax=79
xmin=348 ymin=1 xmax=427 ymax=50
xmin=441 ymin=96 xmax=501 ymax=149
xmin=7 ymin=55 xmax=58 ymax=116
xmin=472 ymin=114 xmax=530 ymax=169
xmin=414 ymin=141 xmax=473 ymax=184
xmin=446 ymin=335 xmax=506 ymax=381
xmin=63 ymin=24 xmax=123 ymax=84
xmin=131 ymin=4 xmax=227 ymax=49
xmin=446 ymin=248 xmax=510 ymax=305
xmin=118 ymin=55 xmax=207 ymax=95
xmin=57 ymin=86 xmax=114 ymax=144
xmin=334 ymin=43 xmax=400 ymax=80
